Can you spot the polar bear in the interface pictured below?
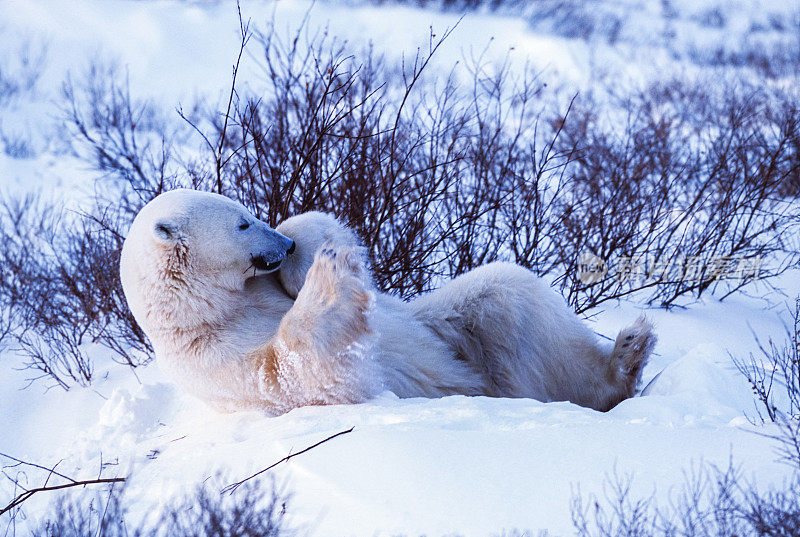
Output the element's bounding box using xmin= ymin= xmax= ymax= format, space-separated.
xmin=120 ymin=189 xmax=656 ymax=414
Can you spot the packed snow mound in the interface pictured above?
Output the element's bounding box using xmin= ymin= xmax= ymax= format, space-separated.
xmin=638 ymin=343 xmax=757 ymax=420
xmin=2 ymin=331 xmax=788 ymax=536
xmin=21 ymin=344 xmax=772 ymax=536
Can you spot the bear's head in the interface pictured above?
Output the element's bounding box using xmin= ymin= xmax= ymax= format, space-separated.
xmin=120 ymin=189 xmax=295 ymax=334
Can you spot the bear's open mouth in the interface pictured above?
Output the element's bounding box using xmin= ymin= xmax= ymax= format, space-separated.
xmin=251 ymin=256 xmax=282 ymax=272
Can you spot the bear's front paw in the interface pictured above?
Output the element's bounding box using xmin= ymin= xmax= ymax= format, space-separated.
xmin=281 ymin=242 xmax=374 ymax=356
xmin=317 ymin=243 xmax=367 ymax=276
xmin=298 ymin=242 xmax=374 ymax=316
xmin=313 ymin=243 xmax=372 ymax=289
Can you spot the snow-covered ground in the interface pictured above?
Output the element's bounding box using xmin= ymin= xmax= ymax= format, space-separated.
xmin=1 ymin=0 xmax=798 ymax=535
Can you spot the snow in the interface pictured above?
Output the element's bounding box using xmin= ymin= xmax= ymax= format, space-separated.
xmin=1 ymin=0 xmax=799 ymax=535
xmin=2 ymin=345 xmax=789 ymax=535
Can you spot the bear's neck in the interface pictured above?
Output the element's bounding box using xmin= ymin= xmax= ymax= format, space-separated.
xmin=143 ymin=271 xmax=248 ymax=352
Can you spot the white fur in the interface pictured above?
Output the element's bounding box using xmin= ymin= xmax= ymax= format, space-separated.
xmin=120 ymin=189 xmax=656 ymax=414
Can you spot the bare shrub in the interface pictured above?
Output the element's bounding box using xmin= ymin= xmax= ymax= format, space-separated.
xmin=694 ymin=6 xmax=727 ymax=29
xmin=31 ymin=477 xmax=289 ymax=537
xmin=571 ymin=471 xmax=657 ymax=537
xmin=735 ymin=299 xmax=800 ymax=424
xmin=2 ymin=13 xmax=799 ymax=387
xmin=685 ymin=10 xmax=800 ymax=80
xmin=571 ymin=463 xmax=800 ymax=537
xmin=687 ymin=38 xmax=800 ymax=80
xmin=335 ymin=0 xmax=628 ymax=43
xmin=0 ymin=193 xmax=152 ymax=388
xmin=573 ymin=311 xmax=800 ymax=536
xmin=551 ymin=78 xmax=800 ymax=312
xmin=0 ymin=127 xmax=37 ymax=159
xmin=526 ymin=0 xmax=625 ymax=44
xmin=182 ymin=22 xmax=572 ymax=298
xmin=330 ymin=0 xmax=527 ymax=10
xmin=62 ymin=61 xmax=180 ymax=201
xmin=214 ymin=31 xmax=799 ymax=315
xmin=0 ymin=36 xmax=46 ymax=108
xmin=0 ymin=33 xmax=47 ymax=158
xmin=31 ymin=484 xmax=130 ymax=537
xmin=0 ymin=61 xmax=172 ymax=388
xmin=734 ymin=297 xmax=800 ymax=469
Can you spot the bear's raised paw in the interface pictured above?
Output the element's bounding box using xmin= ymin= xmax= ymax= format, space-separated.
xmin=312 ymin=243 xmax=371 ymax=287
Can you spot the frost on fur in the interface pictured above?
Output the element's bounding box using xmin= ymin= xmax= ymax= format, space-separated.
xmin=266 ymin=337 xmax=379 ymax=412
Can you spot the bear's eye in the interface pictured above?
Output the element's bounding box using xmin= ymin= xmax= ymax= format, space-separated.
xmin=239 ymin=221 xmax=250 ymax=231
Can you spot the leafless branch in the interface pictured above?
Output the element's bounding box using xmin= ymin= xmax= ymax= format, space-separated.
xmin=0 ymin=477 xmax=125 ymax=516
xmin=221 ymin=427 xmax=354 ymax=495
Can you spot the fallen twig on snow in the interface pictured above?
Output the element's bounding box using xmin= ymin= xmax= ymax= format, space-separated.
xmin=221 ymin=427 xmax=355 ymax=495
xmin=0 ymin=477 xmax=126 ymax=516
xmin=0 ymin=452 xmax=125 ymax=518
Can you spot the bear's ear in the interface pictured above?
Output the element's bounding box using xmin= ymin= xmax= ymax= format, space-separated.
xmin=152 ymin=218 xmax=181 ymax=244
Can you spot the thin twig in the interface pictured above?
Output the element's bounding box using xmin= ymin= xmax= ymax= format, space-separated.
xmin=0 ymin=452 xmax=76 ymax=484
xmin=0 ymin=477 xmax=126 ymax=516
xmin=221 ymin=427 xmax=354 ymax=495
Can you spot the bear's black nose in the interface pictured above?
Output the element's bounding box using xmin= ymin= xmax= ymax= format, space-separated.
xmin=287 ymin=241 xmax=296 ymax=255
